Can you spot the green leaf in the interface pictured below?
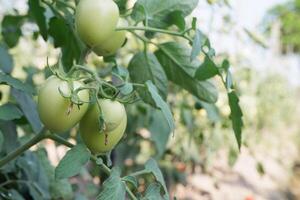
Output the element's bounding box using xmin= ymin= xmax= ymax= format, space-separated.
xmin=119 ymin=83 xmax=133 ymax=95
xmin=0 ymin=103 xmax=23 ymax=120
xmin=195 ymin=56 xmax=219 ymax=80
xmin=0 ymin=121 xmax=19 ymax=153
xmin=36 ymin=149 xmax=73 ymax=200
xmin=202 ymin=39 xmax=216 ymax=58
xmin=8 ymin=189 xmax=25 ymax=200
xmin=142 ymin=183 xmax=164 ymax=200
xmin=1 ymin=15 xmax=24 ymax=48
xmin=113 ymin=65 xmax=129 ymax=79
xmin=96 ymin=168 xmax=126 ymax=200
xmin=48 ymin=17 xmax=81 ymax=69
xmin=55 ymin=144 xmax=91 ymax=180
xmin=0 ymin=44 xmax=13 ymax=73
xmin=27 ymin=183 xmax=46 ymax=200
xmin=191 ymin=29 xmax=204 ymax=61
xmin=222 ymin=59 xmax=230 ymax=71
xmin=122 ymin=175 xmax=138 ymax=189
xmin=158 ymin=42 xmax=200 ymax=76
xmin=145 ymin=158 xmax=169 ymax=199
xmin=48 ymin=17 xmax=69 ymax=47
xmin=168 ymin=11 xmax=186 ymax=31
xmin=149 ymin=110 xmax=171 ymax=157
xmin=132 ymin=0 xmax=198 ymax=28
xmin=146 ymin=81 xmax=175 ymax=133
xmin=61 ymin=36 xmax=81 ymax=70
xmin=0 ymin=130 xmax=3 ymax=152
xmin=0 ymin=71 xmax=35 ymax=94
xmin=75 ymin=194 xmax=89 ymax=200
xmin=128 ymin=53 xmax=168 ymax=105
xmin=115 ymin=0 xmax=128 ymax=13
xmin=29 ymin=0 xmax=48 ymax=40
xmin=16 ymin=152 xmax=50 ymax=200
xmin=11 ymin=88 xmax=43 ymax=133
xmin=155 ymin=42 xmax=218 ymax=103
xmin=228 ymin=92 xmax=243 ymax=150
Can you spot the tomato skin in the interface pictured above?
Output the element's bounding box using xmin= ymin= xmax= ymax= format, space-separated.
xmin=92 ymin=20 xmax=127 ymax=56
xmin=79 ymin=99 xmax=127 ymax=154
xmin=98 ymin=99 xmax=126 ymax=131
xmin=75 ymin=0 xmax=119 ymax=48
xmin=38 ymin=76 xmax=89 ymax=133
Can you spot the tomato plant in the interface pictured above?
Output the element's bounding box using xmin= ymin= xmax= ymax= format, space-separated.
xmin=0 ymin=0 xmax=243 ymax=199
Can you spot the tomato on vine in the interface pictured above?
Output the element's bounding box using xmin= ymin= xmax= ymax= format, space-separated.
xmin=38 ymin=76 xmax=89 ymax=133
xmin=92 ymin=19 xmax=127 ymax=56
xmin=75 ymin=0 xmax=124 ymax=56
xmin=79 ymin=99 xmax=127 ymax=154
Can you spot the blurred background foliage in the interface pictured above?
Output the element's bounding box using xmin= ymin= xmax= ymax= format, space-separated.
xmin=0 ymin=0 xmax=300 ymax=199
xmin=266 ymin=0 xmax=300 ymax=53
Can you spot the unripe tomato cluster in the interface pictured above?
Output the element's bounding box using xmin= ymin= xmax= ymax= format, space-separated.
xmin=38 ymin=0 xmax=128 ymax=154
xmin=37 ymin=77 xmax=127 ymax=154
xmin=75 ymin=0 xmax=126 ymax=56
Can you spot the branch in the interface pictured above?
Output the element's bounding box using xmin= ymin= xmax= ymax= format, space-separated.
xmin=117 ymin=26 xmax=184 ymax=36
xmin=0 ymin=127 xmax=48 ymax=168
xmin=116 ymin=26 xmax=193 ymax=43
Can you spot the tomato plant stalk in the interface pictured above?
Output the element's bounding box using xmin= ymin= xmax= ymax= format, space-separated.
xmin=0 ymin=127 xmax=48 ymax=167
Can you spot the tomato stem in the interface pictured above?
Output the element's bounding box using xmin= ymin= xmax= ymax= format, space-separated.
xmin=0 ymin=127 xmax=48 ymax=168
xmin=129 ymin=169 xmax=149 ymax=177
xmin=46 ymin=133 xmax=75 ymax=148
xmin=116 ymin=26 xmax=193 ymax=42
xmin=117 ymin=26 xmax=183 ymax=36
xmin=125 ymin=186 xmax=138 ymax=200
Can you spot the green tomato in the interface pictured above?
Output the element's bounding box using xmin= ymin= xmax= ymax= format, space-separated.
xmin=38 ymin=76 xmax=89 ymax=133
xmin=75 ymin=0 xmax=119 ymax=47
xmin=98 ymin=99 xmax=126 ymax=131
xmin=207 ymin=0 xmax=217 ymax=4
xmin=92 ymin=20 xmax=127 ymax=56
xmin=79 ymin=99 xmax=127 ymax=154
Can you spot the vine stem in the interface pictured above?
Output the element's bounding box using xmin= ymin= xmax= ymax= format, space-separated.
xmin=0 ymin=127 xmax=48 ymax=168
xmin=117 ymin=26 xmax=184 ymax=37
xmin=116 ymin=26 xmax=193 ymax=43
xmin=125 ymin=186 xmax=138 ymax=200
xmin=129 ymin=169 xmax=148 ymax=177
xmin=46 ymin=133 xmax=74 ymax=148
xmin=132 ymin=83 xmax=146 ymax=88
